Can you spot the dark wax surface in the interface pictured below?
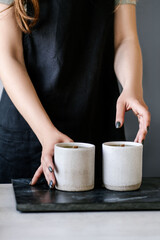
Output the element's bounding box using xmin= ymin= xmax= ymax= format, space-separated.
xmin=12 ymin=178 xmax=160 ymax=212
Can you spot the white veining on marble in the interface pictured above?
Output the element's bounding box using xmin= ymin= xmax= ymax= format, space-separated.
xmin=104 ymin=196 xmax=148 ymax=202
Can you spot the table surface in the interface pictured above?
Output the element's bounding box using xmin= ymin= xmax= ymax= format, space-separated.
xmin=1 ymin=184 xmax=160 ymax=240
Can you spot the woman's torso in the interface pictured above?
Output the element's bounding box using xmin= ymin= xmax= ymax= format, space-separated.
xmin=0 ymin=0 xmax=125 ymax=184
xmin=0 ymin=0 xmax=121 ymax=139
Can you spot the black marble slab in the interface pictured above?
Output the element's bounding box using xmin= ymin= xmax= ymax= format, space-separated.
xmin=12 ymin=178 xmax=160 ymax=212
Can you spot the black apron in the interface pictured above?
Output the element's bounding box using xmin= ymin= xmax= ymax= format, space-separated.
xmin=0 ymin=0 xmax=125 ymax=184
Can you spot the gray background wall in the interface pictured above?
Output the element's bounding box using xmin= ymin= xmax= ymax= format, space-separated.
xmin=0 ymin=0 xmax=159 ymax=177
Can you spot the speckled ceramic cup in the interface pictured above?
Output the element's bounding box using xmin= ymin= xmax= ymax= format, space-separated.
xmin=102 ymin=141 xmax=143 ymax=191
xmin=54 ymin=142 xmax=95 ymax=191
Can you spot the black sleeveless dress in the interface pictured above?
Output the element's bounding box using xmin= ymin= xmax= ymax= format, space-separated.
xmin=0 ymin=0 xmax=125 ymax=185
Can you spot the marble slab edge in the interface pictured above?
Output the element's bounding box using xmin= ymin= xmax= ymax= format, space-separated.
xmin=16 ymin=202 xmax=160 ymax=213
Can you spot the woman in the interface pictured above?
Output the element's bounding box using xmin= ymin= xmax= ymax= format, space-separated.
xmin=0 ymin=0 xmax=150 ymax=187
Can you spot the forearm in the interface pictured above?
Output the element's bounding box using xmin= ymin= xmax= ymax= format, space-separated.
xmin=114 ymin=38 xmax=143 ymax=97
xmin=0 ymin=56 xmax=57 ymax=146
xmin=113 ymin=5 xmax=150 ymax=143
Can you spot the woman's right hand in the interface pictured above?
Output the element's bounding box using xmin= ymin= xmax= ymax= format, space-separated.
xmin=0 ymin=3 xmax=73 ymax=188
xmin=30 ymin=128 xmax=73 ymax=189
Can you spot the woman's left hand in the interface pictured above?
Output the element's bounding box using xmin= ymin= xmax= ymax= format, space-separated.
xmin=115 ymin=89 xmax=151 ymax=143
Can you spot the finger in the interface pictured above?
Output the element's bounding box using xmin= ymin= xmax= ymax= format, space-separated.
xmin=42 ymin=154 xmax=56 ymax=188
xmin=69 ymin=138 xmax=74 ymax=142
xmin=144 ymin=110 xmax=151 ymax=131
xmin=115 ymin=100 xmax=125 ymax=128
xmin=139 ymin=110 xmax=151 ymax=133
xmin=132 ymin=103 xmax=151 ymax=141
xmin=43 ymin=159 xmax=56 ymax=186
xmin=134 ymin=115 xmax=147 ymax=143
xmin=134 ymin=128 xmax=146 ymax=143
xmin=63 ymin=135 xmax=74 ymax=143
xmin=41 ymin=160 xmax=52 ymax=186
xmin=132 ymin=102 xmax=151 ymax=130
xmin=31 ymin=165 xmax=43 ymax=185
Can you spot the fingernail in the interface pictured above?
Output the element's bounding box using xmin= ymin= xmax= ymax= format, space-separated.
xmin=29 ymin=181 xmax=32 ymax=186
xmin=115 ymin=121 xmax=121 ymax=129
xmin=142 ymin=140 xmax=144 ymax=145
xmin=49 ymin=180 xmax=54 ymax=189
xmin=48 ymin=166 xmax=53 ymax=173
xmin=147 ymin=126 xmax=150 ymax=131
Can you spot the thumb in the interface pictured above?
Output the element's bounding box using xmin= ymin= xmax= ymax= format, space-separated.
xmin=115 ymin=100 xmax=126 ymax=128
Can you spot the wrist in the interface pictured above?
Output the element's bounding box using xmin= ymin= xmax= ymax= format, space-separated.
xmin=40 ymin=125 xmax=59 ymax=148
xmin=123 ymin=83 xmax=143 ymax=98
xmin=34 ymin=118 xmax=58 ymax=147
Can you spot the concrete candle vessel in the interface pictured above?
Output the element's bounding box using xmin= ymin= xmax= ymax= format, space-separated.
xmin=102 ymin=141 xmax=143 ymax=191
xmin=54 ymin=142 xmax=95 ymax=191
